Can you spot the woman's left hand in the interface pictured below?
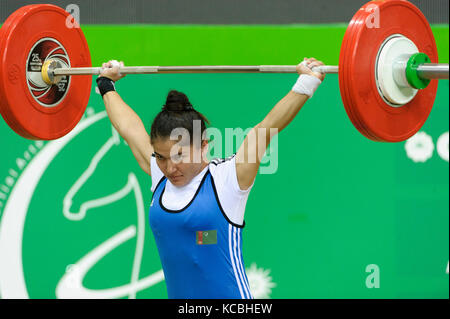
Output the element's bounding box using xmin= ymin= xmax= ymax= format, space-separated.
xmin=296 ymin=57 xmax=326 ymax=81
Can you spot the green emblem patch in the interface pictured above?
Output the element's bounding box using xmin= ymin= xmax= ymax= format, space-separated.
xmin=196 ymin=230 xmax=217 ymax=245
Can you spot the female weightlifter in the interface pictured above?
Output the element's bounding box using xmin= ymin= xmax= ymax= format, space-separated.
xmin=95 ymin=57 xmax=325 ymax=299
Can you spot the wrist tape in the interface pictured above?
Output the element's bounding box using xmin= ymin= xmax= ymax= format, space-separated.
xmin=292 ymin=74 xmax=322 ymax=98
xmin=96 ymin=77 xmax=116 ymax=97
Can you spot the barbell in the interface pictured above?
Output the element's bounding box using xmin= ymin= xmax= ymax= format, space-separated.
xmin=0 ymin=1 xmax=448 ymax=142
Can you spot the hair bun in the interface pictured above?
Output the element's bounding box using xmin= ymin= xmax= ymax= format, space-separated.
xmin=163 ymin=90 xmax=194 ymax=112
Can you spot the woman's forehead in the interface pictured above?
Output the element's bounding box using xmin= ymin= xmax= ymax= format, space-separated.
xmin=153 ymin=138 xmax=191 ymax=154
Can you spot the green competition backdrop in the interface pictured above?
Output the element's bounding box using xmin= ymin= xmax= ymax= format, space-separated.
xmin=0 ymin=25 xmax=448 ymax=299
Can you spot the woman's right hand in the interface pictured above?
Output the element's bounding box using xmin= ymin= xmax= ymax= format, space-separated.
xmin=99 ymin=60 xmax=126 ymax=82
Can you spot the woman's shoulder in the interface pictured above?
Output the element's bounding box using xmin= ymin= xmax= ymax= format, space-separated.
xmin=208 ymin=154 xmax=246 ymax=192
xmin=209 ymin=154 xmax=236 ymax=167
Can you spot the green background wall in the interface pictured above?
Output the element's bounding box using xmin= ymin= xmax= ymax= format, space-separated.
xmin=82 ymin=25 xmax=449 ymax=65
xmin=0 ymin=25 xmax=448 ymax=299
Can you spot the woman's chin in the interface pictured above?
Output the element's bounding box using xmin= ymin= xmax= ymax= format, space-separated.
xmin=169 ymin=176 xmax=185 ymax=186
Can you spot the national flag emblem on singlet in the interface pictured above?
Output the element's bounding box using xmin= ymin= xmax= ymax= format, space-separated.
xmin=196 ymin=230 xmax=217 ymax=245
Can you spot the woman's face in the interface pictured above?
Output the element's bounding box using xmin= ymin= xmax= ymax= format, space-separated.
xmin=152 ymin=138 xmax=209 ymax=187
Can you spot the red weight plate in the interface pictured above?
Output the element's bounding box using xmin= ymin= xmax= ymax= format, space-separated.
xmin=0 ymin=6 xmax=32 ymax=138
xmin=339 ymin=7 xmax=378 ymax=141
xmin=0 ymin=4 xmax=92 ymax=140
xmin=0 ymin=5 xmax=57 ymax=139
xmin=348 ymin=3 xmax=406 ymax=142
xmin=340 ymin=0 xmax=438 ymax=143
xmin=342 ymin=7 xmax=383 ymax=142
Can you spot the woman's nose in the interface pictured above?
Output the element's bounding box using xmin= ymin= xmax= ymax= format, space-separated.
xmin=166 ymin=160 xmax=178 ymax=174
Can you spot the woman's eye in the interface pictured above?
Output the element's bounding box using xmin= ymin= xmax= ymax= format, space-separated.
xmin=172 ymin=153 xmax=187 ymax=162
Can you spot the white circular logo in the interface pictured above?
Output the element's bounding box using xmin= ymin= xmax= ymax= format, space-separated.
xmin=405 ymin=131 xmax=435 ymax=163
xmin=437 ymin=132 xmax=449 ymax=162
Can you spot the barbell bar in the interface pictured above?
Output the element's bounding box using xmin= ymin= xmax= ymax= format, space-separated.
xmin=50 ymin=65 xmax=337 ymax=75
xmin=48 ymin=63 xmax=448 ymax=78
xmin=416 ymin=64 xmax=450 ymax=80
xmin=0 ymin=1 xmax=448 ymax=142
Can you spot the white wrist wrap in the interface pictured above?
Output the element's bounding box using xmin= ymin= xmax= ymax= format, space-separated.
xmin=292 ymin=74 xmax=322 ymax=98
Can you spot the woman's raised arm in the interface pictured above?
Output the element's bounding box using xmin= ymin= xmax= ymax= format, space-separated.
xmin=235 ymin=57 xmax=325 ymax=190
xmin=99 ymin=61 xmax=153 ymax=176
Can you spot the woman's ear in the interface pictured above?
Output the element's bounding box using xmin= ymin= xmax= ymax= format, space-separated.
xmin=201 ymin=139 xmax=209 ymax=162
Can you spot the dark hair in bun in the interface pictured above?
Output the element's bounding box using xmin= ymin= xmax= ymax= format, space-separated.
xmin=162 ymin=90 xmax=194 ymax=112
xmin=150 ymin=90 xmax=210 ymax=144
